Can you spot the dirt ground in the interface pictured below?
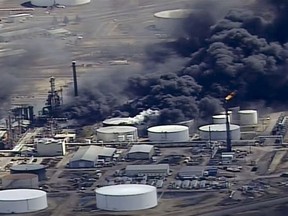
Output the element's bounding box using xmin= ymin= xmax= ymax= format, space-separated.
xmin=233 ymin=203 xmax=288 ymax=216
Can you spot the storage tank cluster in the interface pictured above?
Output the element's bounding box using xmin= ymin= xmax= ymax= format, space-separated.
xmin=96 ymin=126 xmax=138 ymax=142
xmin=0 ymin=189 xmax=47 ymax=214
xmin=198 ymin=124 xmax=241 ymax=141
xmin=95 ymin=184 xmax=157 ymax=211
xmin=31 ymin=0 xmax=91 ymax=7
xmin=219 ymin=109 xmax=258 ymax=126
xmin=148 ymin=125 xmax=189 ymax=143
xmin=1 ymin=174 xmax=39 ymax=189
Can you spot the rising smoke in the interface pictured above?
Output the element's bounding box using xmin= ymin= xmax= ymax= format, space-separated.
xmin=63 ymin=0 xmax=288 ymax=125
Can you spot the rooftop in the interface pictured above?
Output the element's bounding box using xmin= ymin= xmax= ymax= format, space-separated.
xmin=128 ymin=144 xmax=154 ymax=154
xmin=0 ymin=130 xmax=6 ymax=138
xmin=178 ymin=166 xmax=209 ymax=177
xmin=70 ymin=145 xmax=116 ymax=162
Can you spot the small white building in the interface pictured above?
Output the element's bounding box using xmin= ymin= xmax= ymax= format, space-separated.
xmin=125 ymin=164 xmax=170 ymax=177
xmin=54 ymin=133 xmax=76 ymax=142
xmin=127 ymin=145 xmax=154 ymax=160
xmin=221 ymin=152 xmax=235 ymax=164
xmin=35 ymin=138 xmax=66 ymax=156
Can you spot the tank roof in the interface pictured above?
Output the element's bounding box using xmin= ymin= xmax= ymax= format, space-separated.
xmin=103 ymin=117 xmax=135 ymax=125
xmin=96 ymin=126 xmax=137 ymax=133
xmin=96 ymin=184 xmax=155 ymax=196
xmin=10 ymin=164 xmax=46 ymax=171
xmin=0 ymin=189 xmax=46 ymax=201
xmin=220 ymin=111 xmax=232 ymax=114
xmin=199 ymin=124 xmax=240 ymax=132
xmin=148 ymin=125 xmax=188 ymax=133
xmin=154 ymin=9 xmax=193 ymax=19
xmin=212 ymin=115 xmax=227 ymax=118
xmin=2 ymin=173 xmax=38 ymax=180
xmin=238 ymin=110 xmax=257 ymax=114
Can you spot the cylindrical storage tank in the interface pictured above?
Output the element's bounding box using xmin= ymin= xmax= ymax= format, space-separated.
xmin=212 ymin=115 xmax=230 ymax=124
xmin=1 ymin=174 xmax=39 ymax=189
xmin=220 ymin=110 xmax=235 ymax=123
xmin=148 ymin=125 xmax=189 ymax=143
xmin=56 ymin=0 xmax=91 ymax=6
xmin=220 ymin=111 xmax=232 ymax=117
xmin=103 ymin=117 xmax=135 ymax=126
xmin=198 ymin=124 xmax=241 ymax=140
xmin=95 ymin=184 xmax=157 ymax=211
xmin=10 ymin=164 xmax=47 ymax=181
xmin=31 ymin=0 xmax=91 ymax=6
xmin=238 ymin=110 xmax=258 ymax=125
xmin=153 ymin=9 xmax=193 ymax=36
xmin=96 ymin=126 xmax=138 ymax=142
xmin=0 ymin=189 xmax=47 ymax=213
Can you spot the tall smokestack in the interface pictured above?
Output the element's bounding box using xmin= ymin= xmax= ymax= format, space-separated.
xmin=72 ymin=61 xmax=78 ymax=97
xmin=225 ymin=102 xmax=232 ymax=152
xmin=224 ymin=91 xmax=236 ymax=152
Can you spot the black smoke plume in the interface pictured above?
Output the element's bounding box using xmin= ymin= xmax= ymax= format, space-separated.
xmin=63 ymin=0 xmax=288 ymax=125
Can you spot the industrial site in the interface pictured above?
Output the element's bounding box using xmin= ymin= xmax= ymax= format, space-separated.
xmin=1 ymin=0 xmax=288 ymax=216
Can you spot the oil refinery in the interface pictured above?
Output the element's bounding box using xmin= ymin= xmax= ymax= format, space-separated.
xmin=0 ymin=0 xmax=287 ymax=216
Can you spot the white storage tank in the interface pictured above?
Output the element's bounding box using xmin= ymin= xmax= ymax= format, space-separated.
xmin=238 ymin=110 xmax=258 ymax=125
xmin=95 ymin=184 xmax=157 ymax=211
xmin=0 ymin=189 xmax=47 ymax=214
xmin=96 ymin=126 xmax=138 ymax=142
xmin=154 ymin=9 xmax=193 ymax=36
xmin=148 ymin=125 xmax=189 ymax=143
xmin=57 ymin=0 xmax=91 ymax=5
xmin=31 ymin=0 xmax=90 ymax=7
xmin=198 ymin=124 xmax=241 ymax=140
xmin=212 ymin=115 xmax=230 ymax=124
xmin=1 ymin=174 xmax=39 ymax=189
xmin=103 ymin=117 xmax=135 ymax=126
xmin=220 ymin=111 xmax=232 ymax=118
